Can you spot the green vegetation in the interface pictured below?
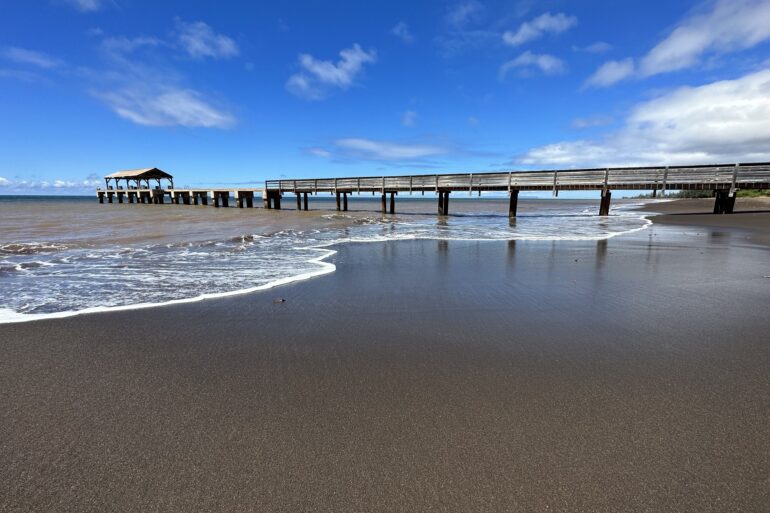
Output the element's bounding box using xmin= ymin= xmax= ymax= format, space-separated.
xmin=627 ymin=189 xmax=769 ymax=199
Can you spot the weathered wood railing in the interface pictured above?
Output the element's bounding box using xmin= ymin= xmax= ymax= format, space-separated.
xmin=265 ymin=163 xmax=770 ymax=194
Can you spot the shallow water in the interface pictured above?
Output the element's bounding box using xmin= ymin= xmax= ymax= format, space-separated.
xmin=0 ymin=195 xmax=652 ymax=321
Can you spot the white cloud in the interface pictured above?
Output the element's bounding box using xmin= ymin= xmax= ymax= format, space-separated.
xmin=63 ymin=0 xmax=103 ymax=12
xmin=584 ymin=58 xmax=635 ymax=88
xmin=96 ymin=87 xmax=235 ymax=128
xmin=287 ymin=44 xmax=377 ymax=100
xmin=499 ymin=51 xmax=565 ymax=78
xmin=335 ymin=138 xmax=450 ymax=161
xmin=92 ymin=33 xmax=236 ymax=128
xmin=174 ymin=19 xmax=239 ymax=60
xmin=401 ymin=110 xmax=417 ymax=127
xmin=521 ymin=68 xmax=770 ymax=166
xmin=503 ymin=12 xmax=577 ymax=46
xmin=0 ymin=177 xmax=10 ymax=186
xmin=641 ymin=0 xmax=770 ymax=76
xmin=587 ymin=0 xmax=770 ymax=87
xmin=391 ymin=22 xmax=414 ymax=44
xmin=2 ymin=47 xmax=62 ymax=68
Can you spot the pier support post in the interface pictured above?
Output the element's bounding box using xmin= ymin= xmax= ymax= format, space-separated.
xmin=303 ymin=192 xmax=309 ymax=211
xmin=508 ymin=190 xmax=519 ymax=218
xmin=108 ymin=193 xmax=113 ymax=204
xmin=273 ymin=192 xmax=281 ymax=210
xmin=438 ymin=191 xmax=450 ymax=215
xmin=599 ymin=189 xmax=612 ymax=216
xmin=713 ymin=190 xmax=736 ymax=214
xmin=336 ymin=192 xmax=341 ymax=211
xmin=389 ymin=192 xmax=395 ymax=214
xmin=381 ymin=193 xmax=387 ymax=214
xmin=296 ymin=193 xmax=302 ymax=210
xmin=98 ymin=192 xmax=104 ymax=204
xmin=117 ymin=192 xmax=124 ymax=204
xmin=343 ymin=193 xmax=348 ymax=212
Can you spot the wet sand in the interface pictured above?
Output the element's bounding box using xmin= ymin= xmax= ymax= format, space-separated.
xmin=1 ymin=201 xmax=769 ymax=512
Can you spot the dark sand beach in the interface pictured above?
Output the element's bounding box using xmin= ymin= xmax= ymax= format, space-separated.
xmin=1 ymin=199 xmax=769 ymax=512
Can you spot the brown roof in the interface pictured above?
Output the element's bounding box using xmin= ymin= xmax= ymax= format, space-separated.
xmin=105 ymin=168 xmax=173 ymax=179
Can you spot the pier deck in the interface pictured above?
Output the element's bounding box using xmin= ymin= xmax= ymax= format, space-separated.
xmin=97 ymin=162 xmax=770 ymax=216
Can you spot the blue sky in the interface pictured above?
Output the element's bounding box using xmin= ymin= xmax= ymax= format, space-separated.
xmin=2 ymin=0 xmax=770 ymax=194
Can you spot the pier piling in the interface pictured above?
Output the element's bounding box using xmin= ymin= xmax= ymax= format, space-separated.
xmin=508 ymin=190 xmax=519 ymax=218
xmin=303 ymin=192 xmax=309 ymax=211
xmin=390 ymin=192 xmax=395 ymax=214
xmin=713 ymin=190 xmax=736 ymax=214
xmin=599 ymin=190 xmax=612 ymax=216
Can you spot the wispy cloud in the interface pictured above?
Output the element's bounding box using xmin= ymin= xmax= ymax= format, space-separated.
xmin=62 ymin=0 xmax=104 ymax=12
xmin=503 ymin=12 xmax=577 ymax=46
xmin=286 ymin=44 xmax=377 ymax=100
xmin=334 ymin=138 xmax=451 ymax=162
xmin=174 ymin=18 xmax=239 ymax=60
xmin=391 ymin=21 xmax=414 ymax=44
xmin=521 ymin=67 xmax=770 ymax=166
xmin=434 ymin=1 xmax=499 ymax=57
xmin=584 ymin=58 xmax=634 ymax=88
xmin=573 ymin=41 xmax=613 ymax=54
xmin=0 ymin=174 xmax=102 ymax=191
xmin=499 ymin=51 xmax=566 ymax=78
xmin=95 ymin=87 xmax=235 ymax=128
xmin=587 ymin=0 xmax=770 ymax=87
xmin=401 ymin=110 xmax=417 ymax=127
xmin=2 ymin=47 xmax=62 ymax=68
xmin=90 ymin=32 xmax=236 ymax=128
xmin=571 ymin=115 xmax=613 ymax=129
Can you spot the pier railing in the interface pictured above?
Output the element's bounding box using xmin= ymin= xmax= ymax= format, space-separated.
xmin=265 ymin=162 xmax=770 ymax=194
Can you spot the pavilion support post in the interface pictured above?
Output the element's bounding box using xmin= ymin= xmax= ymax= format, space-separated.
xmin=296 ymin=193 xmax=302 ymax=210
xmin=343 ymin=193 xmax=348 ymax=211
xmin=599 ymin=189 xmax=612 ymax=216
xmin=389 ymin=192 xmax=395 ymax=214
xmin=508 ymin=189 xmax=519 ymax=218
xmin=192 ymin=194 xmax=199 ymax=206
xmin=128 ymin=192 xmax=134 ymax=204
xmin=117 ymin=192 xmax=124 ymax=204
xmin=336 ymin=192 xmax=341 ymax=211
xmin=381 ymin=193 xmax=387 ymax=214
xmin=221 ymin=193 xmax=229 ymax=208
xmin=98 ymin=192 xmax=104 ymax=204
xmin=211 ymin=192 xmax=219 ymax=208
xmin=303 ymin=192 xmax=309 ymax=211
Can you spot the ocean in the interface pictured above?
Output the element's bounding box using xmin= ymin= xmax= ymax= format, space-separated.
xmin=0 ymin=195 xmax=652 ymax=322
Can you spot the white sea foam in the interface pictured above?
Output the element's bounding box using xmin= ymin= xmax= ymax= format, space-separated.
xmin=0 ymin=202 xmax=653 ymax=324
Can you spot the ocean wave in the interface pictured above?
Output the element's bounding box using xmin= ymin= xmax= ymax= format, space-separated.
xmin=0 ymin=205 xmax=652 ymax=324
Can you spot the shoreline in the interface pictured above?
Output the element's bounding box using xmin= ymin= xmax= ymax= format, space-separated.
xmin=3 ymin=197 xmax=769 ymax=325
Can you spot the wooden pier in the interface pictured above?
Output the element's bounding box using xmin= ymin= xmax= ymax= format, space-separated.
xmin=98 ymin=163 xmax=770 ymax=216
